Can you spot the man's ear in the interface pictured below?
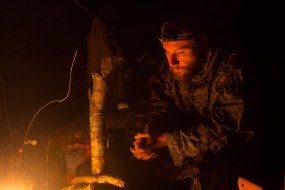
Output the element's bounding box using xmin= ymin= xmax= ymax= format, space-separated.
xmin=198 ymin=36 xmax=208 ymax=51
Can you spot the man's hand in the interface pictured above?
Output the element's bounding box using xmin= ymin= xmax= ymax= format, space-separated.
xmin=129 ymin=132 xmax=167 ymax=161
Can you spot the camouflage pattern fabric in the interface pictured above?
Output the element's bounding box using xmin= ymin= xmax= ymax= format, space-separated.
xmin=142 ymin=48 xmax=254 ymax=189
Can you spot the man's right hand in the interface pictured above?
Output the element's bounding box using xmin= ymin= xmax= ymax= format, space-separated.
xmin=129 ymin=132 xmax=167 ymax=161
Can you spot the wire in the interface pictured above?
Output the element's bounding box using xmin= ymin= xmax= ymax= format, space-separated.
xmin=45 ymin=140 xmax=51 ymax=190
xmin=0 ymin=75 xmax=14 ymax=172
xmin=72 ymin=0 xmax=94 ymax=16
xmin=16 ymin=50 xmax=78 ymax=171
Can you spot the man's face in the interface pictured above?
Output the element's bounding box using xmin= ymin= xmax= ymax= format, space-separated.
xmin=162 ymin=39 xmax=202 ymax=82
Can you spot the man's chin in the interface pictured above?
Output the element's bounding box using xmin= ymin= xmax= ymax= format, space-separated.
xmin=172 ymin=67 xmax=196 ymax=81
xmin=173 ymin=73 xmax=191 ymax=82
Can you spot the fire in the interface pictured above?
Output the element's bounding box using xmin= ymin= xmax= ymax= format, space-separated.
xmin=0 ymin=178 xmax=25 ymax=190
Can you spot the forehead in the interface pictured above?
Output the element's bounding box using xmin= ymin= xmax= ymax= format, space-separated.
xmin=162 ymin=39 xmax=195 ymax=50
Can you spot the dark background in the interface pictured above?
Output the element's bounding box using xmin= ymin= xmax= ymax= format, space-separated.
xmin=0 ymin=0 xmax=283 ymax=189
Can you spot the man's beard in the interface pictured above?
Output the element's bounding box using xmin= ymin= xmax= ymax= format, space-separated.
xmin=171 ymin=66 xmax=195 ymax=82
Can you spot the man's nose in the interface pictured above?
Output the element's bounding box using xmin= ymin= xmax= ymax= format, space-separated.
xmin=168 ymin=55 xmax=179 ymax=66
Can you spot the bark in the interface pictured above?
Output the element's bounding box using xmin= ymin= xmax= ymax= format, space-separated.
xmin=60 ymin=73 xmax=125 ymax=189
xmin=89 ymin=72 xmax=107 ymax=175
xmin=71 ymin=175 xmax=124 ymax=188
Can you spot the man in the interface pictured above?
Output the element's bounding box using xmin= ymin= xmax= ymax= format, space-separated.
xmin=129 ymin=18 xmax=254 ymax=190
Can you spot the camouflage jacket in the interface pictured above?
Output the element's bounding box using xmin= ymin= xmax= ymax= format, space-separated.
xmin=144 ymin=48 xmax=254 ymax=182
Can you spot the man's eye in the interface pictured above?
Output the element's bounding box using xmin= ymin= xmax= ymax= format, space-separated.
xmin=176 ymin=51 xmax=184 ymax=55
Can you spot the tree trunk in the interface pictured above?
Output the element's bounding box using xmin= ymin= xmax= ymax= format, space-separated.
xmin=89 ymin=72 xmax=107 ymax=175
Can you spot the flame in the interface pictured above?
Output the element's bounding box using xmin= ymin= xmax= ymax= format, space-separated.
xmin=0 ymin=174 xmax=31 ymax=190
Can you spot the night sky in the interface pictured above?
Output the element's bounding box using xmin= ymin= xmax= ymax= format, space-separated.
xmin=0 ymin=0 xmax=283 ymax=188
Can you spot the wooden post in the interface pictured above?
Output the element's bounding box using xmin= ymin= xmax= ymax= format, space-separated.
xmin=61 ymin=73 xmax=124 ymax=190
xmin=89 ymin=72 xmax=106 ymax=175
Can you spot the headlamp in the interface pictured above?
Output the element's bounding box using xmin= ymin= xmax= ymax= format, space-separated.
xmin=159 ymin=19 xmax=203 ymax=42
xmin=159 ymin=33 xmax=202 ymax=42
